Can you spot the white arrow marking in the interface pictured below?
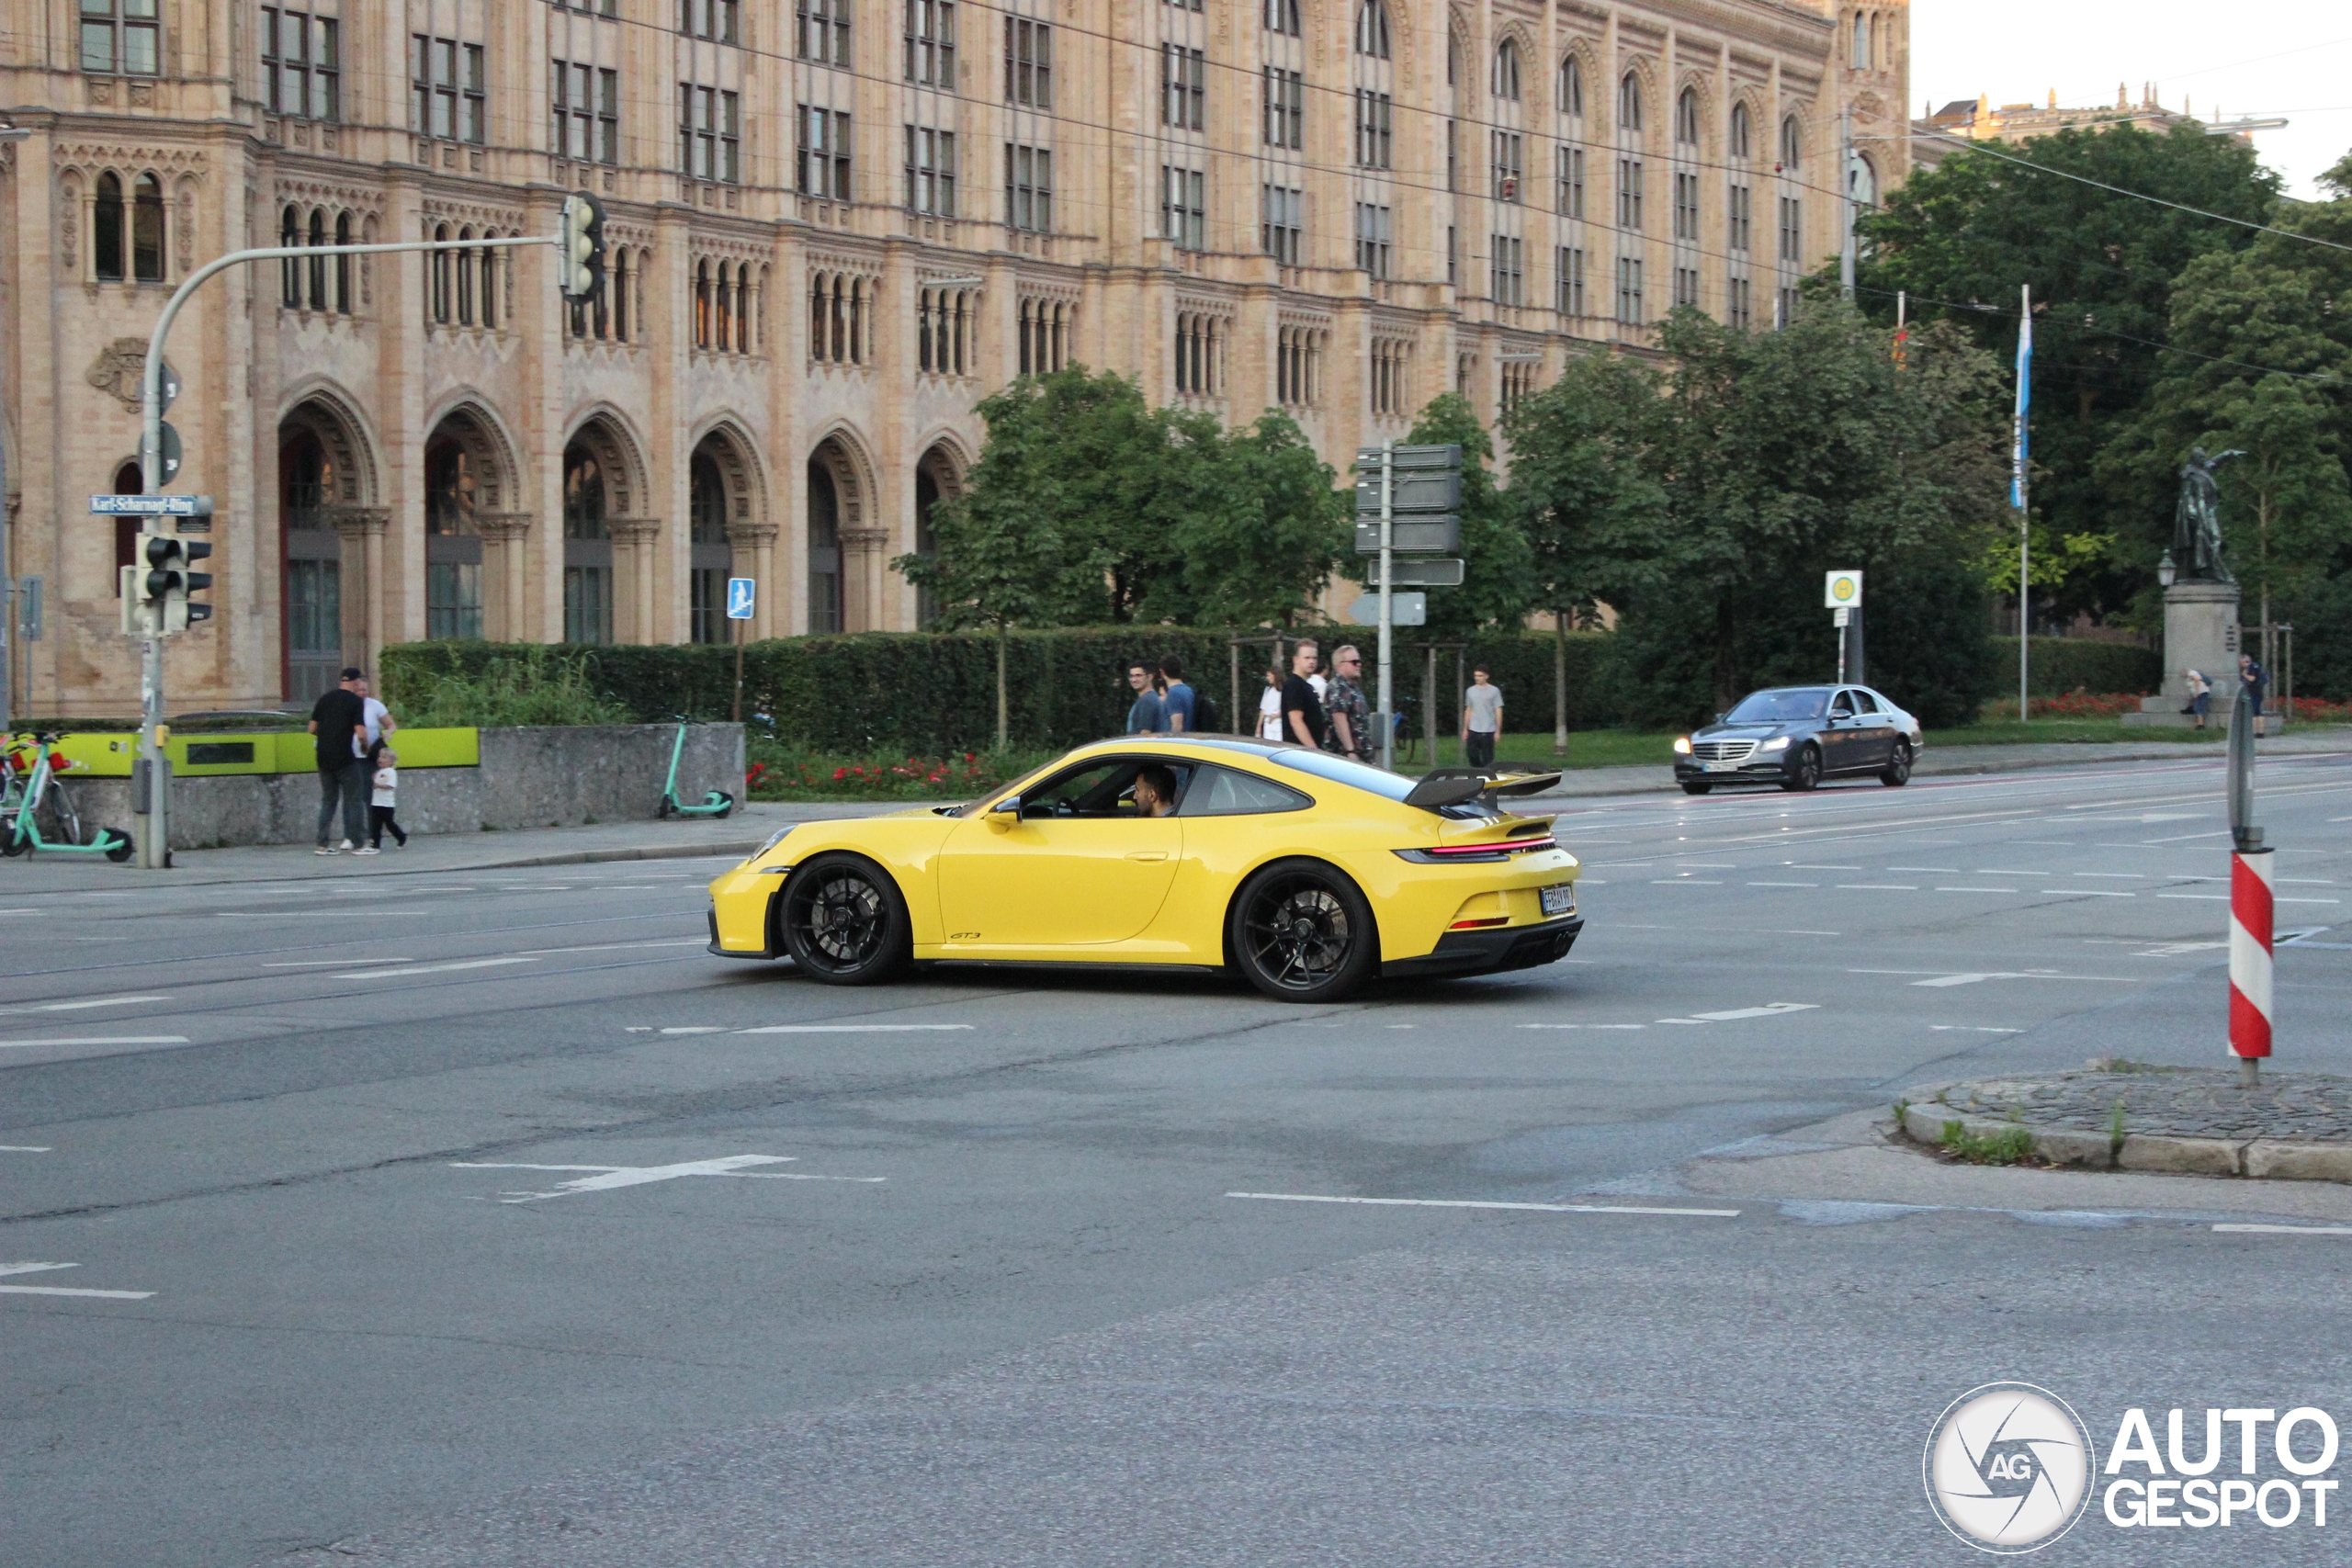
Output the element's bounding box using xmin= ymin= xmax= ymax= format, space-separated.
xmin=1654 ymin=1003 xmax=1820 ymax=1024
xmin=449 ymin=1153 xmax=886 ymax=1203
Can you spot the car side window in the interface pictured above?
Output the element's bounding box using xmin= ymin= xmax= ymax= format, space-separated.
xmin=1179 ymin=764 xmax=1314 ymax=817
xmin=1829 ymin=691 xmax=1856 ymax=718
xmin=1849 ymin=690 xmax=1878 ymax=715
xmin=1021 ymin=760 xmax=1193 ymax=818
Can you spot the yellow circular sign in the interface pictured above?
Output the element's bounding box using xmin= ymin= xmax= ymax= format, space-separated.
xmin=1829 ymin=574 xmax=1860 ymax=604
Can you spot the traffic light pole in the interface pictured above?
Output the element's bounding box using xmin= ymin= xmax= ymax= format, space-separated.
xmin=128 ymin=232 xmax=553 ymax=868
xmin=1377 ymin=440 xmax=1394 ymax=773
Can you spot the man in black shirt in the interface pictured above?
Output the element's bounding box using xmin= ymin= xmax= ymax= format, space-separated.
xmin=1281 ymin=637 xmax=1328 ymax=750
xmin=308 ymin=666 xmax=370 ymax=854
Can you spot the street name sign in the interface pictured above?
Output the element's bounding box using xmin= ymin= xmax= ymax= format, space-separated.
xmin=91 ymin=494 xmax=204 ymax=516
xmin=1364 ymin=557 xmax=1466 ymax=589
xmin=1348 ymin=592 xmax=1426 ymax=627
xmin=1354 ymin=518 xmax=1460 ymax=555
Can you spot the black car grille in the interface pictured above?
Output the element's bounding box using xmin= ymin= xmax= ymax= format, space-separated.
xmin=1690 ymin=739 xmax=1758 ymax=763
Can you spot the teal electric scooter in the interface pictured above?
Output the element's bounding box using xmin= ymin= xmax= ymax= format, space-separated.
xmin=2 ymin=732 xmax=135 ymax=861
xmin=658 ymin=718 xmax=735 ymax=819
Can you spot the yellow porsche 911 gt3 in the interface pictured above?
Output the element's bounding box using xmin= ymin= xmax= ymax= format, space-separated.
xmin=706 ymin=736 xmax=1581 ymax=1002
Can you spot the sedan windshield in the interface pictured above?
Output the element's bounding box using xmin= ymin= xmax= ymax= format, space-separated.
xmin=1269 ymin=748 xmax=1415 ymax=802
xmin=1724 ymin=688 xmax=1831 ymax=724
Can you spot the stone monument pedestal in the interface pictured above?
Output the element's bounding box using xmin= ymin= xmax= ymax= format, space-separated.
xmin=2121 ymin=580 xmax=2241 ymax=728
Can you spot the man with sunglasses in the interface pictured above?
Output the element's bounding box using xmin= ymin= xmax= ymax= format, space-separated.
xmin=1323 ymin=645 xmax=1372 ymax=761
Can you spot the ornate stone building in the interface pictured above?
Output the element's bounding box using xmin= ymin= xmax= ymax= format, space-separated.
xmin=0 ymin=0 xmax=1908 ymax=714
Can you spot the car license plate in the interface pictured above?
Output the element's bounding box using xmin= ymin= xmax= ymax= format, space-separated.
xmin=1702 ymin=761 xmax=1739 ymax=773
xmin=1540 ymin=884 xmax=1575 ymax=917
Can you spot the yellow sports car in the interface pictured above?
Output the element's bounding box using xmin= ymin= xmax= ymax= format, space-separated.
xmin=706 ymin=736 xmax=1581 ymax=1002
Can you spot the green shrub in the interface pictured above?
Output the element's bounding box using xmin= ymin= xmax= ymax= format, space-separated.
xmin=389 ymin=645 xmax=633 ymax=728
xmin=1984 ymin=637 xmax=2161 ymax=698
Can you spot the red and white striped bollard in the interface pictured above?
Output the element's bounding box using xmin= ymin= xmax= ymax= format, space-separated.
xmin=2229 ymin=846 xmax=2273 ymax=1076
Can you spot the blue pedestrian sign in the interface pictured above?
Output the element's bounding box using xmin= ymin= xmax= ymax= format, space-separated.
xmin=726 ymin=577 xmax=756 ymax=620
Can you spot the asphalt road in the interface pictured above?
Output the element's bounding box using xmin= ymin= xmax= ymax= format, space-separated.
xmin=5 ymin=752 xmax=2351 ymax=1566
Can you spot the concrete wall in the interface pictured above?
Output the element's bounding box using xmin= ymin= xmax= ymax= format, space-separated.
xmin=68 ymin=725 xmax=744 ymax=850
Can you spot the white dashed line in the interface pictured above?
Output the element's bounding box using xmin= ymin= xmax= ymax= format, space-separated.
xmin=0 ymin=1036 xmax=188 ymax=1051
xmin=736 ymin=1023 xmax=975 ymax=1034
xmin=2213 ymin=1224 xmax=2352 ymax=1237
xmin=1227 ymin=1192 xmax=1739 ymax=1218
xmin=0 ymin=996 xmax=168 ymax=1016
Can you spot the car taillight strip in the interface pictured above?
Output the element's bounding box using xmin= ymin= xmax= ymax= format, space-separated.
xmin=1428 ymin=835 xmax=1555 ymax=857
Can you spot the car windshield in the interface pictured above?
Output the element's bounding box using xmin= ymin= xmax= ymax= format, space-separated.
xmin=1724 ymin=688 xmax=1831 ymax=724
xmin=1268 ymin=749 xmax=1415 ymax=802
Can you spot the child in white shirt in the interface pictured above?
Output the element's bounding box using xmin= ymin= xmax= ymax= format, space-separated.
xmin=367 ymin=748 xmax=408 ymax=851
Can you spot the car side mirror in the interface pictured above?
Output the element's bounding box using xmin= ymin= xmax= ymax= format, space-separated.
xmin=991 ymin=795 xmax=1022 ymax=817
xmin=1713 ymin=713 xmax=1725 ymax=723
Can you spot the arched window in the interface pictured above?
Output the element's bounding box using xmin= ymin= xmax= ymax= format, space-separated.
xmin=455 ymin=226 xmax=475 ymax=324
xmin=1676 ymin=88 xmax=1700 ymax=147
xmin=1852 ymin=11 xmax=1871 ymax=69
xmin=686 ymin=449 xmax=732 ymax=645
xmin=278 ymin=204 xmax=300 ymax=304
xmin=334 ymin=212 xmax=353 ymax=312
xmin=132 ymin=174 xmax=165 ymax=282
xmin=1730 ymin=102 xmax=1751 ymax=159
xmin=1849 ymin=152 xmax=1878 ymax=209
xmin=611 ymin=250 xmax=628 ymax=341
xmin=424 ymin=433 xmax=484 ymax=639
xmin=1446 ymin=31 xmax=1458 ymax=86
xmin=717 ymin=263 xmax=736 ymax=353
xmin=1780 ymin=114 xmax=1802 ymax=169
xmin=1492 ymin=39 xmax=1521 ymax=101
xmin=695 ymin=260 xmax=712 ymax=348
xmin=1558 ymin=57 xmax=1582 ymax=118
xmin=1618 ymin=73 xmax=1642 ymax=133
xmin=561 ymin=442 xmax=612 ymax=644
xmin=479 ymin=234 xmax=498 ymax=330
xmin=1353 ymin=0 xmax=1388 ymax=58
xmin=807 ymin=456 xmax=842 ymax=633
xmin=430 ymin=223 xmax=452 ymax=323
xmin=96 ymin=174 xmax=127 ymax=283
xmin=308 ymin=209 xmax=328 ymax=310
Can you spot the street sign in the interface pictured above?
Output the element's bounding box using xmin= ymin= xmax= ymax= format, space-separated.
xmin=1354 ymin=518 xmax=1460 ymax=555
xmin=1825 ymin=569 xmax=1862 ymax=608
xmin=1365 ymin=557 xmax=1465 ymax=589
xmin=1354 ymin=469 xmax=1460 ymax=514
xmin=1355 ymin=443 xmax=1462 ymax=471
xmin=1833 ymin=605 xmax=1851 ymax=628
xmin=1348 ymin=592 xmax=1425 ymax=627
xmin=157 ymin=359 xmax=181 ymax=415
xmin=90 ymin=494 xmax=203 ymax=515
xmin=155 ymin=422 xmax=183 ymax=485
xmin=726 ymin=577 xmax=756 ymax=619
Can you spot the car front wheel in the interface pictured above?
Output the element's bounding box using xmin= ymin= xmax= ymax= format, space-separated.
xmin=1881 ymin=740 xmax=1914 ymax=787
xmin=1230 ymin=859 xmax=1378 ymax=1003
xmin=779 ymin=852 xmax=912 ymax=985
xmin=1780 ymin=744 xmax=1822 ymax=793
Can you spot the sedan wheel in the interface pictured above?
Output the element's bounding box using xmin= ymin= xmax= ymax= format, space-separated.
xmin=1680 ymin=781 xmax=1712 ymax=795
xmin=1880 ymin=740 xmax=1914 ymax=787
xmin=1780 ymin=744 xmax=1822 ymax=793
xmin=779 ymin=852 xmax=911 ymax=985
xmin=1230 ymin=859 xmax=1377 ymax=1003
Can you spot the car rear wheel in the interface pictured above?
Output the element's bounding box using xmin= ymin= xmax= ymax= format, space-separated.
xmin=779 ymin=853 xmax=911 ymax=985
xmin=1230 ymin=859 xmax=1378 ymax=1003
xmin=1880 ymin=740 xmax=1914 ymax=787
xmin=1780 ymin=744 xmax=1822 ymax=793
xmin=1680 ymin=781 xmax=1712 ymax=795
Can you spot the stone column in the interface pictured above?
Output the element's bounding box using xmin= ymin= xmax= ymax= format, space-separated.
xmin=608 ymin=518 xmax=662 ymax=643
xmin=730 ymin=525 xmax=779 ymax=640
xmin=841 ymin=528 xmax=888 ymax=634
xmin=331 ymin=507 xmax=390 ymax=674
xmin=478 ymin=513 xmax=534 ymax=642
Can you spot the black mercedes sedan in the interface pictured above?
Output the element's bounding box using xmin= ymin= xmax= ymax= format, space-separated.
xmin=1671 ymin=685 xmax=1925 ymax=794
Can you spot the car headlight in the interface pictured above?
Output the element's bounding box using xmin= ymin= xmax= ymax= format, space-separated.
xmin=1672 ymin=736 xmax=1692 ymax=755
xmin=748 ymin=825 xmax=797 ymax=863
xmin=1759 ymin=736 xmax=1790 ymax=752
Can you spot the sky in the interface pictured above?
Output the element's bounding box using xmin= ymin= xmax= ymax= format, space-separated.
xmin=1910 ymin=0 xmax=2350 ymax=198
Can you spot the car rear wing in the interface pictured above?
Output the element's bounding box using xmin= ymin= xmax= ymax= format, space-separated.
xmin=1402 ymin=768 xmax=1564 ymax=810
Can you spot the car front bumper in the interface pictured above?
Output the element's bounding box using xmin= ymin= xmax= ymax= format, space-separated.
xmin=1675 ymin=755 xmax=1794 ymax=784
xmin=1382 ymin=912 xmax=1585 ymax=978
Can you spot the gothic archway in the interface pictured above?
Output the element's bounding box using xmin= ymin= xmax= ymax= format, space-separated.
xmin=807 ymin=430 xmax=876 ymax=633
xmin=278 ymin=391 xmax=382 ymax=698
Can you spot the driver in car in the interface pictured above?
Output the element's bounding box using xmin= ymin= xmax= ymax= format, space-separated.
xmin=1130 ymin=766 xmax=1179 ymax=818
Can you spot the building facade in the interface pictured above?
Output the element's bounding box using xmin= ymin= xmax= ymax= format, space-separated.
xmin=1911 ymin=87 xmax=2272 ymax=175
xmin=0 ymin=0 xmax=1908 ymax=715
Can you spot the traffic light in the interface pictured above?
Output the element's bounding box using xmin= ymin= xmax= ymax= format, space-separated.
xmin=138 ymin=532 xmax=213 ymax=634
xmin=558 ymin=193 xmax=606 ymax=301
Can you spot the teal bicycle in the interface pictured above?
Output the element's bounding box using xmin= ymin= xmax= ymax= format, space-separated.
xmin=2 ymin=732 xmax=135 ymax=861
xmin=657 ymin=718 xmax=735 ymax=819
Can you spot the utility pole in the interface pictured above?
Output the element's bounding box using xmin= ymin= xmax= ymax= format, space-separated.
xmin=1838 ymin=103 xmax=1856 ymax=299
xmin=0 ymin=123 xmax=30 ymax=735
xmin=2012 ymin=283 xmax=2033 ymax=722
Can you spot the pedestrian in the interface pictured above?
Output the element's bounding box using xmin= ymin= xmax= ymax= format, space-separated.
xmin=1324 ymin=644 xmax=1371 ymax=761
xmin=1460 ymin=663 xmax=1503 ymax=770
xmin=1130 ymin=764 xmax=1179 ymax=818
xmin=1257 ymin=665 xmax=1285 ymax=740
xmin=307 ymin=666 xmax=370 ymax=855
xmin=1282 ymin=637 xmax=1329 ymax=750
xmin=2185 ymin=668 xmax=2211 ymax=730
xmin=1158 ymin=655 xmax=1195 ymax=734
xmin=367 ymin=746 xmax=409 ymax=852
xmin=1125 ymin=660 xmax=1168 ymax=734
xmin=356 ymin=675 xmax=398 ymax=767
xmin=2240 ymin=651 xmax=2268 ymax=737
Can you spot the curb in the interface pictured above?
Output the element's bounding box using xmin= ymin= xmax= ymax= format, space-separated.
xmin=1896 ymin=1103 xmax=2352 ymax=1184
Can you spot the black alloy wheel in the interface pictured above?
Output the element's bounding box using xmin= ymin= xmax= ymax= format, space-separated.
xmin=1680 ymin=781 xmax=1712 ymax=795
xmin=1880 ymin=740 xmax=1914 ymax=787
xmin=1230 ymin=859 xmax=1378 ymax=1002
xmin=1780 ymin=743 xmax=1822 ymax=793
xmin=778 ymin=852 xmax=912 ymax=985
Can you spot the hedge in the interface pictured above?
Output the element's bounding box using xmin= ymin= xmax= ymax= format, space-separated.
xmin=379 ymin=629 xmax=1625 ymax=751
xmin=1985 ymin=637 xmax=2162 ymax=697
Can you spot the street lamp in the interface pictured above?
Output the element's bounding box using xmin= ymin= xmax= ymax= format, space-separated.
xmin=0 ymin=125 xmax=30 ymax=735
xmin=2157 ymin=549 xmax=2177 ymax=590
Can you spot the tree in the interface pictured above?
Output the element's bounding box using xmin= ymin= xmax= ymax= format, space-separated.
xmin=1855 ymin=123 xmax=2281 ymax=622
xmin=1500 ymin=351 xmax=1668 ymax=752
xmin=1146 ymin=410 xmax=1350 ymax=628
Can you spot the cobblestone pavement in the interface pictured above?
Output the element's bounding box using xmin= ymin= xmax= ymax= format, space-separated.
xmin=1929 ymin=1064 xmax=2352 ymax=1142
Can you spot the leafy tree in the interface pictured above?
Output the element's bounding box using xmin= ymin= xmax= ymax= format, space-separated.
xmin=1855 ymin=123 xmax=2281 ymax=620
xmin=1144 ymin=411 xmax=1350 ymax=628
xmin=1500 ymin=352 xmax=1668 ymax=751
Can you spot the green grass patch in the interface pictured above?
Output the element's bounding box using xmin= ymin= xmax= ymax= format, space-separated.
xmin=1938 ymin=1121 xmax=2036 ymax=1166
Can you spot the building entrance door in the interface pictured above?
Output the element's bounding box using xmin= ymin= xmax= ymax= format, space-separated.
xmin=280 ymin=430 xmax=345 ymax=707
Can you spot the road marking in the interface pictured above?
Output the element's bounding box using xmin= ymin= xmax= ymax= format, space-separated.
xmin=1788 ymin=864 xmax=1862 ymax=870
xmin=0 ymin=1261 xmax=154 ymax=1300
xmin=1836 ymin=884 xmax=1917 ymax=891
xmin=735 ymin=1023 xmax=974 ymax=1034
xmin=1518 ymin=1022 xmax=1647 ymax=1030
xmin=1974 ymin=868 xmax=2051 ymax=876
xmin=1656 ymin=1002 xmax=1820 ymax=1024
xmin=1650 ymin=878 xmax=1724 ymax=886
xmin=1888 ymin=866 xmax=1960 ymax=873
xmin=1227 ymin=1192 xmax=1738 ymax=1218
xmin=512 ymin=940 xmax=709 ymax=956
xmin=660 ymin=1026 xmax=728 ymax=1034
xmin=2279 ymin=898 xmax=2344 ymax=906
xmin=2140 ymin=829 xmax=2234 ymax=843
xmin=0 ymin=995 xmax=168 ymax=1015
xmin=334 ymin=956 xmax=540 ymax=980
xmin=2213 ymin=1224 xmax=2352 ymax=1236
xmin=2158 ymin=894 xmax=2231 ymax=901
xmin=2044 ymin=889 xmax=2136 ymax=897
xmin=1936 ymin=886 xmax=2017 ymax=894
xmin=219 ymin=909 xmax=436 ymax=919
xmin=1928 ymin=1025 xmax=2023 ymax=1033
xmin=0 ymin=1036 xmax=188 ymax=1050
xmin=449 ymin=1153 xmax=885 ymax=1203
xmin=0 ymin=1145 xmax=53 ymax=1153
xmin=1851 ymin=969 xmax=2138 ymax=986
xmin=1746 ymin=880 xmax=1817 ymax=887
xmin=2280 ymin=879 xmax=2338 ymax=886
xmin=263 ymin=958 xmax=414 ymax=968
xmin=0 ymin=909 xmax=42 ymax=918
xmin=2075 ymin=873 xmax=2146 ymax=879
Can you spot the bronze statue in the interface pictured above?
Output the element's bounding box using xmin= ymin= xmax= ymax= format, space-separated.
xmin=2172 ymin=446 xmax=2242 ymax=584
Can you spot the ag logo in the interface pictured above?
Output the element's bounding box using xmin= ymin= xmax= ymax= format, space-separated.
xmin=1924 ymin=1382 xmax=2096 ymax=1553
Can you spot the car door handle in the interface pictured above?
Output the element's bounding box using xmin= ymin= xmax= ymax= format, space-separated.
xmin=1125 ymin=851 xmax=1169 ymax=863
